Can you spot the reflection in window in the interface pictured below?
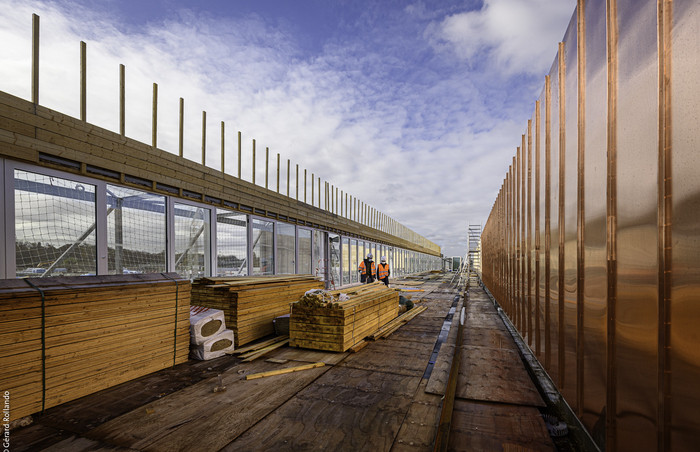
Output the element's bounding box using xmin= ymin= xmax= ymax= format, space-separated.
xmin=313 ymin=230 xmax=326 ymax=281
xmin=216 ymin=210 xmax=248 ymax=276
xmin=15 ymin=170 xmax=97 ymax=277
xmin=276 ymin=223 xmax=295 ymax=275
xmin=174 ymin=203 xmax=210 ymax=279
xmin=328 ymin=233 xmax=340 ymax=289
xmin=252 ymin=219 xmax=274 ymax=276
xmin=350 ymin=239 xmax=358 ymax=283
xmin=107 ymin=185 xmax=166 ymax=274
xmin=341 ymin=237 xmax=350 ymax=285
xmin=298 ymin=229 xmax=312 ymax=275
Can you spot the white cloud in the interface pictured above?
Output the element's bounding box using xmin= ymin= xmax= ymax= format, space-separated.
xmin=428 ymin=0 xmax=576 ymax=76
xmin=0 ymin=0 xmax=577 ymax=258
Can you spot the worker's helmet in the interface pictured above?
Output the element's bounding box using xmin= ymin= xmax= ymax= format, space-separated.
xmin=381 ymin=256 xmax=386 ymax=263
xmin=367 ymin=253 xmax=373 ymax=259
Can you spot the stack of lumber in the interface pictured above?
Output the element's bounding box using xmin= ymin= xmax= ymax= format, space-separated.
xmin=0 ymin=273 xmax=190 ymax=422
xmin=289 ymin=282 xmax=399 ymax=352
xmin=190 ymin=275 xmax=324 ymax=347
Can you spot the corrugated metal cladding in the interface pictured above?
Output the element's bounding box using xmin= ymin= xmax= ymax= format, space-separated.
xmin=480 ymin=1 xmax=699 ymax=451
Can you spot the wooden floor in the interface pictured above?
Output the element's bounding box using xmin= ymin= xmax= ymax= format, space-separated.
xmin=12 ymin=275 xmax=559 ymax=452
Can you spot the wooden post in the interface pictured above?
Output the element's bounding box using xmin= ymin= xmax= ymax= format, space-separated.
xmin=80 ymin=41 xmax=86 ymax=121
xmin=31 ymin=14 xmax=39 ymax=106
xmin=276 ymin=153 xmax=280 ymax=193
xmin=252 ymin=139 xmax=256 ymax=185
xmin=178 ymin=98 xmax=184 ymax=158
xmin=220 ymin=121 xmax=225 ymax=173
xmin=201 ymin=111 xmax=206 ymax=166
xmin=152 ymin=83 xmax=158 ymax=148
xmin=287 ymin=159 xmax=290 ymax=196
xmin=238 ymin=131 xmax=242 ymax=178
xmin=306 ymin=170 xmax=309 ymax=203
xmin=318 ymin=178 xmax=321 ymax=208
xmin=296 ymin=164 xmax=299 ymax=200
xmin=119 ymin=64 xmax=125 ymax=136
xmin=265 ymin=147 xmax=269 ymax=189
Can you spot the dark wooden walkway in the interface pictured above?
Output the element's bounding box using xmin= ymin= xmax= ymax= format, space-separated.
xmin=12 ymin=274 xmax=559 ymax=451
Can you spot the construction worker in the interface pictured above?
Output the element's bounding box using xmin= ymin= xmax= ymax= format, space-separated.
xmin=358 ymin=253 xmax=376 ymax=283
xmin=377 ymin=256 xmax=390 ymax=286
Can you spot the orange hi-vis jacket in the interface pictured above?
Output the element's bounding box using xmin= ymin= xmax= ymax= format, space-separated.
xmin=377 ymin=263 xmax=390 ymax=280
xmin=359 ymin=259 xmax=376 ymax=277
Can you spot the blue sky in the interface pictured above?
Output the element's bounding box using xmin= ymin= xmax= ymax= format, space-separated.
xmin=0 ymin=0 xmax=576 ymax=258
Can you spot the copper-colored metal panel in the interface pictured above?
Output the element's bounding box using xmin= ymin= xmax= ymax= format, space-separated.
xmin=670 ymin=0 xmax=700 ymax=449
xmin=562 ymin=18 xmax=579 ymax=407
xmin=548 ymin=53 xmax=561 ymax=385
xmin=582 ymin=0 xmax=608 ymax=444
xmin=615 ymin=0 xmax=659 ymax=448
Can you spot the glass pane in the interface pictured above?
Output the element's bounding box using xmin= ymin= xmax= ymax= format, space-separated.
xmin=313 ymin=230 xmax=325 ymax=281
xmin=276 ymin=222 xmax=295 ymax=274
xmin=328 ymin=233 xmax=340 ymax=288
xmin=252 ymin=219 xmax=274 ymax=275
xmin=15 ymin=170 xmax=97 ymax=277
xmin=106 ymin=185 xmax=166 ymax=274
xmin=341 ymin=237 xmax=350 ymax=285
xmin=216 ymin=210 xmax=248 ymax=276
xmin=350 ymin=239 xmax=358 ymax=283
xmin=174 ymin=203 xmax=210 ymax=279
xmin=298 ymin=229 xmax=312 ymax=275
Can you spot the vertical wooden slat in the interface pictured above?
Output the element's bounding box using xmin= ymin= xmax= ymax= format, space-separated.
xmin=657 ymin=0 xmax=672 ymax=450
xmin=238 ymin=132 xmax=242 ymax=178
xmin=265 ymin=147 xmax=269 ymax=190
xmin=80 ymin=41 xmax=86 ymax=121
xmin=307 ymin=171 xmax=310 ymax=204
xmin=119 ymin=64 xmax=125 ymax=136
xmin=220 ymin=121 xmax=224 ymax=173
xmin=286 ymin=159 xmax=290 ymax=197
xmin=201 ymin=111 xmax=206 ymax=166
xmin=178 ymin=98 xmax=184 ymax=158
xmin=295 ymin=164 xmax=299 ymax=200
xmin=606 ymin=0 xmax=619 ymax=448
xmin=32 ymin=14 xmax=39 ymax=107
xmin=277 ymin=153 xmax=280 ymax=194
xmin=152 ymin=84 xmax=158 ymax=148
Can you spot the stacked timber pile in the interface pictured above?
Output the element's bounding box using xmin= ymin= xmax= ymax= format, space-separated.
xmin=0 ymin=273 xmax=190 ymax=422
xmin=190 ymin=275 xmax=324 ymax=347
xmin=289 ymin=282 xmax=399 ymax=352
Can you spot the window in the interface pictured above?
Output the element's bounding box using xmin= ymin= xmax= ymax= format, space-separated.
xmin=216 ymin=210 xmax=247 ymax=276
xmin=276 ymin=222 xmax=295 ymax=274
xmin=174 ymin=202 xmax=210 ymax=279
xmin=15 ymin=170 xmax=97 ymax=277
xmin=298 ymin=228 xmax=312 ymax=275
xmin=341 ymin=237 xmax=350 ymax=285
xmin=106 ymin=185 xmax=166 ymax=274
xmin=252 ymin=218 xmax=274 ymax=275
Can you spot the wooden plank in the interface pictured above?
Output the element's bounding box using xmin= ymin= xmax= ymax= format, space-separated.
xmin=245 ymin=362 xmax=325 ymax=380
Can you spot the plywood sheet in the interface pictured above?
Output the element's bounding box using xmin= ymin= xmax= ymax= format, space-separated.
xmin=448 ymin=400 xmax=555 ymax=451
xmin=221 ymin=366 xmax=420 ymax=452
xmin=339 ymin=340 xmax=434 ymax=377
xmin=456 ymin=346 xmax=545 ymax=407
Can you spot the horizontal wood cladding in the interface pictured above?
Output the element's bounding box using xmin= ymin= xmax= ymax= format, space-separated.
xmin=0 ymin=91 xmax=438 ymax=256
